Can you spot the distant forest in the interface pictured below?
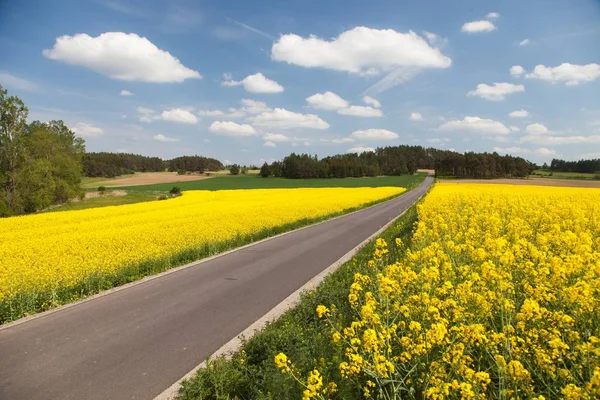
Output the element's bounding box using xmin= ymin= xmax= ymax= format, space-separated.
xmin=83 ymin=153 xmax=223 ymax=177
xmin=260 ymin=147 xmax=535 ymax=179
xmin=549 ymin=158 xmax=600 ymax=173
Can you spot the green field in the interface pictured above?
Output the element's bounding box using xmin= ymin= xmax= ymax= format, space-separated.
xmin=531 ymin=169 xmax=600 ymax=180
xmin=48 ymin=174 xmax=426 ymax=213
xmin=118 ymin=173 xmax=427 ymax=192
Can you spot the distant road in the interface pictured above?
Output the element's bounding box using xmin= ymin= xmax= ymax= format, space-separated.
xmin=0 ymin=175 xmax=433 ymax=400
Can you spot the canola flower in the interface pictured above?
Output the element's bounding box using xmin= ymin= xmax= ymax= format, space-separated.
xmin=0 ymin=187 xmax=404 ymax=322
xmin=313 ymin=184 xmax=600 ymax=399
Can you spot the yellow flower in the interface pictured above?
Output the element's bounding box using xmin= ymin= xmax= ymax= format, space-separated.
xmin=316 ymin=305 xmax=330 ymax=319
xmin=274 ymin=352 xmax=290 ymax=373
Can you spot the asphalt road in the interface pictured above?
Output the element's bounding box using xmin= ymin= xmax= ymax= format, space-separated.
xmin=0 ymin=175 xmax=432 ymax=400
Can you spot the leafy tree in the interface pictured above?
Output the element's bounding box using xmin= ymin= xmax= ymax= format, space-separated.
xmin=229 ymin=164 xmax=240 ymax=175
xmin=259 ymin=162 xmax=270 ymax=178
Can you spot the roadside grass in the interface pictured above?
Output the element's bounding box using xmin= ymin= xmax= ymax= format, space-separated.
xmin=177 ymin=204 xmax=421 ymax=400
xmin=531 ymin=169 xmax=600 ymax=180
xmin=2 ymin=185 xmax=421 ymax=324
xmin=49 ymin=191 xmax=163 ymax=212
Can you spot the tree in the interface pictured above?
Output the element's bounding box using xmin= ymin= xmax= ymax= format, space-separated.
xmin=259 ymin=162 xmax=270 ymax=178
xmin=229 ymin=164 xmax=240 ymax=175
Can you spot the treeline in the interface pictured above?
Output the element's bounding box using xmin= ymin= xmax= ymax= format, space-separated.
xmin=259 ymin=146 xmax=534 ymax=179
xmin=168 ymin=156 xmax=223 ymax=173
xmin=550 ymin=158 xmax=600 ymax=173
xmin=1 ymin=85 xmax=85 ymax=216
xmin=83 ymin=153 xmax=164 ymax=177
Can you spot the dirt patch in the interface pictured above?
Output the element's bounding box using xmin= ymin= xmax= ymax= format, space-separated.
xmin=84 ymin=172 xmax=214 ymax=188
xmin=445 ymin=178 xmax=600 ymax=188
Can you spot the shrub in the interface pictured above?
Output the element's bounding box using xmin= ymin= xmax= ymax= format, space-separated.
xmin=177 ymin=170 xmax=186 ymax=175
xmin=229 ymin=164 xmax=240 ymax=175
xmin=97 ymin=186 xmax=106 ymax=194
xmin=594 ymin=174 xmax=600 ymax=180
xmin=157 ymin=195 xmax=168 ymax=201
xmin=170 ymin=186 xmax=181 ymax=195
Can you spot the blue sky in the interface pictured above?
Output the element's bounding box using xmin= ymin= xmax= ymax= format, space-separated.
xmin=1 ymin=0 xmax=599 ymax=165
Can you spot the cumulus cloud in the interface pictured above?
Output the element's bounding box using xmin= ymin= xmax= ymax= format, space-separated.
xmin=525 ymin=123 xmax=550 ymax=135
xmin=326 ymin=137 xmax=355 ymax=144
xmin=347 ymin=146 xmax=375 ymax=154
xmin=467 ymin=82 xmax=525 ymax=101
xmin=525 ymin=63 xmax=600 ymax=85
xmin=338 ymin=106 xmax=383 ymax=117
xmin=71 ymin=122 xmax=104 ymax=137
xmin=263 ymin=141 xmax=276 ymax=147
xmin=208 ymin=121 xmax=257 ymax=136
xmin=136 ymin=106 xmax=157 ymax=123
xmin=240 ymin=99 xmax=271 ymax=114
xmin=42 ymin=32 xmax=201 ymax=82
xmin=487 ymin=12 xmax=500 ymax=18
xmin=493 ymin=146 xmax=557 ymax=157
xmin=198 ymin=99 xmax=270 ymax=120
xmin=306 ymin=91 xmax=349 ymax=110
xmin=120 ymin=90 xmax=134 ymax=96
xmin=161 ymin=108 xmax=198 ymax=124
xmin=519 ymin=39 xmax=530 ymax=46
xmin=271 ymin=26 xmax=451 ymax=76
xmin=509 ymin=109 xmax=529 ymax=118
xmin=438 ymin=116 xmax=511 ymax=135
xmin=222 ymin=72 xmax=284 ymax=93
xmin=363 ymin=96 xmax=381 ymax=108
xmin=248 ymin=108 xmax=329 ymax=130
xmin=198 ymin=110 xmax=225 ymax=117
xmin=461 ymin=20 xmax=496 ymax=33
xmin=262 ymin=133 xmax=292 ymax=142
xmin=510 ymin=126 xmax=521 ymax=132
xmin=153 ymin=133 xmax=180 ymax=142
xmin=510 ymin=65 xmax=525 ymax=77
xmin=350 ymin=129 xmax=398 ymax=140
xmin=409 ymin=112 xmax=424 ymax=121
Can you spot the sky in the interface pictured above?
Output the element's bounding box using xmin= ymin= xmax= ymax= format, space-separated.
xmin=1 ymin=0 xmax=600 ymax=165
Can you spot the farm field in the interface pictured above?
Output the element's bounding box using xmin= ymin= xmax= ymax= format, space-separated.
xmin=0 ymin=187 xmax=405 ymax=323
xmin=183 ymin=183 xmax=600 ymax=399
xmin=449 ymin=177 xmax=600 ymax=188
xmin=81 ymin=171 xmax=215 ymax=188
xmin=531 ymin=169 xmax=599 ymax=180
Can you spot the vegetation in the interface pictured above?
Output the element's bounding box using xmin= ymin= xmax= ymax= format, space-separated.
xmin=532 ymin=169 xmax=600 ymax=180
xmin=180 ymin=183 xmax=600 ymax=399
xmin=0 ymin=85 xmax=85 ymax=217
xmin=550 ymin=157 xmax=600 ymax=174
xmin=178 ymin=202 xmax=421 ymax=400
xmin=0 ymin=187 xmax=405 ymax=323
xmin=168 ymin=155 xmax=223 ymax=174
xmin=230 ymin=164 xmax=241 ymax=175
xmin=83 ymin=152 xmax=164 ymax=178
xmin=261 ymin=149 xmax=534 ymax=180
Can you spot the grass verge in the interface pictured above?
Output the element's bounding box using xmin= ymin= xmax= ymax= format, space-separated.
xmin=1 ymin=179 xmax=424 ymax=324
xmin=176 ymin=203 xmax=421 ymax=399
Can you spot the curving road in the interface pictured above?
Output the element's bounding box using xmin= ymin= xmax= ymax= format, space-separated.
xmin=0 ymin=175 xmax=432 ymax=400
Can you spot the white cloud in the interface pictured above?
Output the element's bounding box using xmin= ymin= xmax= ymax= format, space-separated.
xmin=222 ymin=72 xmax=284 ymax=93
xmin=271 ymin=26 xmax=451 ymax=75
xmin=240 ymin=99 xmax=271 ymax=114
xmin=461 ymin=20 xmax=496 ymax=33
xmin=136 ymin=106 xmax=157 ymax=123
xmin=263 ymin=141 xmax=276 ymax=147
xmin=363 ymin=96 xmax=381 ymax=108
xmin=520 ymin=134 xmax=600 ymax=145
xmin=350 ymin=129 xmax=398 ymax=140
xmin=519 ymin=39 xmax=530 ymax=46
xmin=525 ymin=63 xmax=600 ymax=85
xmin=338 ymin=106 xmax=383 ymax=117
xmin=426 ymin=137 xmax=451 ymax=144
xmin=487 ymin=12 xmax=500 ymax=19
xmin=120 ymin=90 xmax=134 ymax=96
xmin=493 ymin=146 xmax=557 ymax=157
xmin=0 ymin=72 xmax=39 ymax=91
xmin=306 ymin=91 xmax=349 ymax=110
xmin=509 ymin=109 xmax=529 ymax=118
xmin=467 ymin=82 xmax=525 ymax=101
xmin=198 ymin=110 xmax=225 ymax=117
xmin=330 ymin=137 xmax=355 ymax=144
xmin=71 ymin=122 xmax=104 ymax=137
xmin=262 ymin=133 xmax=292 ymax=142
xmin=208 ymin=121 xmax=257 ymax=136
xmin=525 ymin=123 xmax=550 ymax=135
xmin=510 ymin=126 xmax=521 ymax=132
xmin=510 ymin=65 xmax=525 ymax=77
xmin=438 ymin=116 xmax=511 ymax=135
xmin=423 ymin=31 xmax=438 ymax=42
xmin=409 ymin=112 xmax=424 ymax=121
xmin=153 ymin=133 xmax=180 ymax=142
xmin=161 ymin=108 xmax=198 ymax=124
xmin=42 ymin=32 xmax=201 ymax=82
xmin=347 ymin=146 xmax=375 ymax=154
xmin=248 ymin=108 xmax=329 ymax=130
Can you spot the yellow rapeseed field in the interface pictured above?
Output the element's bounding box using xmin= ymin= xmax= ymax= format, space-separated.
xmin=0 ymin=187 xmax=404 ymax=322
xmin=279 ymin=184 xmax=600 ymax=399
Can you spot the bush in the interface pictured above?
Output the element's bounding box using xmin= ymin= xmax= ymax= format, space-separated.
xmin=229 ymin=164 xmax=240 ymax=175
xmin=594 ymin=174 xmax=600 ymax=181
xmin=157 ymin=195 xmax=168 ymax=201
xmin=170 ymin=186 xmax=181 ymax=195
xmin=97 ymin=186 xmax=106 ymax=194
xmin=177 ymin=169 xmax=186 ymax=175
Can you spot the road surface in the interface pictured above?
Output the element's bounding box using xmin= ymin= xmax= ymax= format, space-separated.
xmin=0 ymin=175 xmax=432 ymax=400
